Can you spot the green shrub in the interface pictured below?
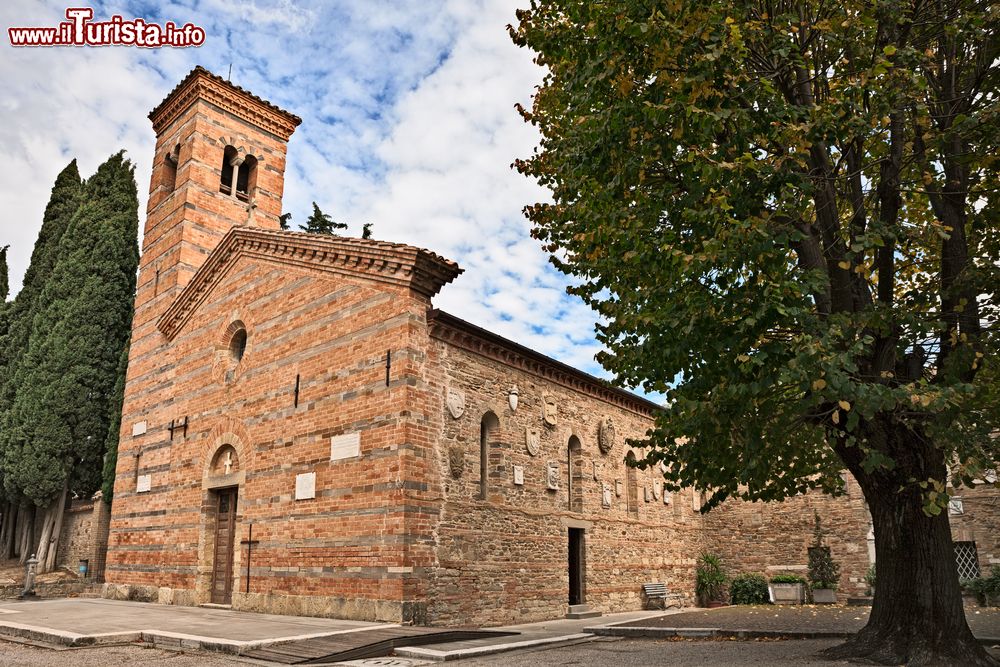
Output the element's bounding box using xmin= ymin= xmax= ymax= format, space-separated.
xmin=807 ymin=513 xmax=841 ymax=589
xmin=770 ymin=573 xmax=807 ymax=584
xmin=729 ymin=573 xmax=770 ymax=605
xmin=695 ymin=553 xmax=727 ymax=604
xmin=864 ymin=564 xmax=876 ymax=590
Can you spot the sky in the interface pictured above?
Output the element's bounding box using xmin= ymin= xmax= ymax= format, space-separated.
xmin=0 ymin=0 xmax=657 ymax=399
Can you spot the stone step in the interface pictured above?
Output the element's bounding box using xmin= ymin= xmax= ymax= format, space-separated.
xmin=198 ymin=603 xmax=232 ymax=610
xmin=565 ymin=604 xmax=602 ymax=619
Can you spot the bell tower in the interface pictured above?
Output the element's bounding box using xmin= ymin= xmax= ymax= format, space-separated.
xmin=135 ymin=66 xmax=301 ymax=334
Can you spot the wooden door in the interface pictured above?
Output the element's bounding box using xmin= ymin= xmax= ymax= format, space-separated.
xmin=210 ymin=487 xmax=237 ymax=604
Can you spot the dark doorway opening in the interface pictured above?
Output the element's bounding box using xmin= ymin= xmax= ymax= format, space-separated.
xmin=210 ymin=487 xmax=238 ymax=604
xmin=568 ymin=527 xmax=585 ymax=605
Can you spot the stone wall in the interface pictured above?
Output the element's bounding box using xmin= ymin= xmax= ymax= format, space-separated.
xmin=423 ymin=315 xmax=699 ymax=625
xmin=704 ymin=478 xmax=873 ymax=601
xmin=949 ymin=480 xmax=1000 ymax=577
xmin=56 ymin=496 xmax=111 ymax=581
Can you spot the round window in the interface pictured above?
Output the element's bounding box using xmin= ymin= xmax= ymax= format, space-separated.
xmin=229 ymin=328 xmax=247 ymax=363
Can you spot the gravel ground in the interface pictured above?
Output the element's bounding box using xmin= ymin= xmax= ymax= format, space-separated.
xmin=0 ymin=635 xmax=997 ymax=666
xmin=0 ymin=640 xmax=237 ymax=667
xmin=456 ymin=636 xmax=1000 ymax=666
xmin=621 ymin=604 xmax=1000 ymax=638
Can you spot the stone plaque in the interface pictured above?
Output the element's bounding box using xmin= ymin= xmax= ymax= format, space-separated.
xmin=136 ymin=474 xmax=151 ymax=493
xmin=592 ymin=460 xmax=599 ymax=480
xmin=446 ymin=389 xmax=465 ymax=419
xmin=652 ymin=481 xmax=661 ymax=500
xmin=330 ymin=433 xmax=361 ymax=461
xmin=295 ymin=472 xmax=316 ymax=500
xmin=663 ymin=485 xmax=671 ymax=504
xmin=597 ymin=417 xmax=616 ymax=454
xmin=448 ymin=446 xmax=465 ymax=478
xmin=615 ymin=479 xmax=623 ymax=497
xmin=513 ymin=465 xmax=524 ymax=486
xmin=546 ymin=461 xmax=560 ymax=490
xmin=644 ymin=487 xmax=651 ymax=502
xmin=525 ymin=427 xmax=541 ymax=457
xmin=132 ymin=421 xmax=147 ymax=437
xmin=542 ymin=393 xmax=557 ymax=427
xmin=602 ymin=483 xmax=612 ymax=509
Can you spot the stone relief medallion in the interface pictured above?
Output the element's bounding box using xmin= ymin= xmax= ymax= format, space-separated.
xmin=448 ymin=446 xmax=465 ymax=478
xmin=542 ymin=393 xmax=558 ymax=427
xmin=525 ymin=427 xmax=541 ymax=457
xmin=546 ymin=461 xmax=560 ymax=490
xmin=446 ymin=389 xmax=465 ymax=419
xmin=598 ymin=417 xmax=616 ymax=455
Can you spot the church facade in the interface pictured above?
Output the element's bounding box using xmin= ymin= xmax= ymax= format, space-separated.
xmin=105 ymin=68 xmax=998 ymax=626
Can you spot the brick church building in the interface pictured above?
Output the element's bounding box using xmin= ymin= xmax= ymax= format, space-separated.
xmin=105 ymin=67 xmax=999 ymax=626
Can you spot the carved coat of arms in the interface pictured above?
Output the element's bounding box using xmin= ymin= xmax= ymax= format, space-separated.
xmin=446 ymin=389 xmax=465 ymax=419
xmin=542 ymin=393 xmax=558 ymax=427
xmin=546 ymin=461 xmax=560 ymax=490
xmin=448 ymin=446 xmax=465 ymax=478
xmin=598 ymin=417 xmax=616 ymax=454
xmin=525 ymin=427 xmax=541 ymax=457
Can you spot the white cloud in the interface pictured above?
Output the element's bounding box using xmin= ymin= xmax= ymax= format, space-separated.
xmin=0 ymin=0 xmax=660 ymax=400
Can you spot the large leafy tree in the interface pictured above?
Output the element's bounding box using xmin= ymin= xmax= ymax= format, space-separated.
xmin=512 ymin=1 xmax=999 ymax=665
xmin=3 ymin=153 xmax=138 ymax=568
xmin=0 ymin=245 xmax=9 ymax=303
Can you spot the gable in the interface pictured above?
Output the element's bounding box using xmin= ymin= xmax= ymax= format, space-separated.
xmin=157 ymin=227 xmax=462 ymax=341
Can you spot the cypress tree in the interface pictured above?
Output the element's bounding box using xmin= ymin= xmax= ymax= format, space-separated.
xmin=299 ymin=202 xmax=346 ymax=235
xmin=0 ymin=245 xmax=9 ymax=303
xmin=0 ymin=161 xmax=83 ymax=501
xmin=4 ymin=153 xmax=138 ymax=566
xmin=101 ymin=343 xmax=130 ymax=503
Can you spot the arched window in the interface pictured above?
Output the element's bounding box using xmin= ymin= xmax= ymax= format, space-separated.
xmin=567 ymin=435 xmax=582 ymax=512
xmin=479 ymin=411 xmax=499 ymax=499
xmin=625 ymin=451 xmax=639 ymax=518
xmin=235 ymin=154 xmax=257 ymax=202
xmin=164 ymin=143 xmax=180 ymax=192
xmin=220 ymin=145 xmax=238 ymax=195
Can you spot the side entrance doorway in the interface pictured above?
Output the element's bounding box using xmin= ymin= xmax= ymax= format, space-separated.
xmin=568 ymin=527 xmax=585 ymax=606
xmin=210 ymin=487 xmax=238 ymax=604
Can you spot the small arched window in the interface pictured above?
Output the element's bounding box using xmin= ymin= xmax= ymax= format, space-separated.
xmin=567 ymin=435 xmax=582 ymax=512
xmin=625 ymin=451 xmax=639 ymax=518
xmin=479 ymin=411 xmax=499 ymax=499
xmin=164 ymin=143 xmax=180 ymax=192
xmin=235 ymin=155 xmax=257 ymax=202
xmin=220 ymin=146 xmax=238 ymax=195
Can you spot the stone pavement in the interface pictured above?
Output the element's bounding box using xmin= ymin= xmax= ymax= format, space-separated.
xmin=395 ymin=609 xmax=676 ymax=661
xmin=0 ymin=597 xmax=388 ymax=653
xmin=593 ymin=605 xmax=1000 ymax=644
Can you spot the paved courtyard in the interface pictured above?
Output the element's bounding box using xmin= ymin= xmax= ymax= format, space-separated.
xmin=616 ymin=604 xmax=1000 ymax=640
xmin=0 ymin=597 xmax=384 ymax=648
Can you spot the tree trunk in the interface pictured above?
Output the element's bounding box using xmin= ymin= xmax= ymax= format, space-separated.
xmin=1 ymin=504 xmax=14 ymax=559
xmin=42 ymin=484 xmax=68 ymax=573
xmin=827 ymin=422 xmax=998 ymax=666
xmin=0 ymin=501 xmax=8 ymax=557
xmin=16 ymin=505 xmax=33 ymax=563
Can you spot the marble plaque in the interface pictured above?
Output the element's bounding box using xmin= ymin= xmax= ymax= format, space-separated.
xmin=513 ymin=465 xmax=524 ymax=486
xmin=542 ymin=393 xmax=558 ymax=427
xmin=295 ymin=472 xmax=316 ymax=500
xmin=546 ymin=461 xmax=560 ymax=490
xmin=131 ymin=421 xmax=147 ymax=437
xmin=446 ymin=389 xmax=465 ymax=419
xmin=136 ymin=474 xmax=151 ymax=493
xmin=525 ymin=428 xmax=541 ymax=457
xmin=330 ymin=433 xmax=360 ymax=461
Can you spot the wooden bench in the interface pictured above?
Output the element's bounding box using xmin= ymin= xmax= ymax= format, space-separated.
xmin=642 ymin=582 xmax=668 ymax=610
